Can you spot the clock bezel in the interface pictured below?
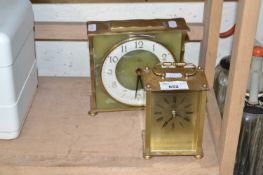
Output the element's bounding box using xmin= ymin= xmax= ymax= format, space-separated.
xmin=100 ymin=36 xmax=177 ymax=106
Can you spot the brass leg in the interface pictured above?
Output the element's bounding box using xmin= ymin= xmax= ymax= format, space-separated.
xmin=143 ymin=154 xmax=152 ymax=160
xmin=142 ymin=130 xmax=151 ymax=160
xmin=195 ymin=152 xmax=204 ymax=159
xmin=88 ymin=110 xmax=98 ymax=116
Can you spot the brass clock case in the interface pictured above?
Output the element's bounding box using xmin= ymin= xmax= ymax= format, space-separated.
xmin=87 ymin=18 xmax=189 ymax=115
xmin=142 ymin=64 xmax=209 ymax=159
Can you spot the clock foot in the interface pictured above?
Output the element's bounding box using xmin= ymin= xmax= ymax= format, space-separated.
xmin=88 ymin=110 xmax=98 ymax=116
xmin=195 ymin=154 xmax=203 ymax=159
xmin=143 ymin=154 xmax=152 ymax=160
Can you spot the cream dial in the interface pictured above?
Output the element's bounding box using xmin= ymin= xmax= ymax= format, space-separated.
xmin=101 ymin=38 xmax=175 ymax=106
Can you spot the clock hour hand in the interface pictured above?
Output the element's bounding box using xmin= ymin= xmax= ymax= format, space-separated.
xmin=135 ymin=68 xmax=143 ymax=98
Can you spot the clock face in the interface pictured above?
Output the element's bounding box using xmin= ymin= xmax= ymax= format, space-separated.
xmin=101 ymin=38 xmax=175 ymax=106
xmin=150 ymin=91 xmax=199 ymax=151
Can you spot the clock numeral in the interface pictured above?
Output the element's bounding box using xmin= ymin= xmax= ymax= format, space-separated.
xmin=179 ymin=121 xmax=185 ymax=128
xmin=171 ymin=104 xmax=176 ymax=109
xmin=121 ymin=93 xmax=126 ymax=98
xmin=162 ymin=121 xmax=169 ymax=128
xmin=154 ymin=111 xmax=162 ymax=115
xmin=184 ymin=104 xmax=191 ymax=109
xmin=172 ymin=96 xmax=177 ymax=104
xmin=180 ymin=98 xmax=185 ymax=104
xmin=152 ymin=44 xmax=155 ymax=52
xmin=164 ymin=97 xmax=169 ymax=104
xmin=156 ymin=117 xmax=164 ymax=122
xmin=135 ymin=41 xmax=144 ymax=49
xmin=121 ymin=45 xmax=127 ymax=53
xmin=162 ymin=53 xmax=168 ymax=60
xmin=112 ymin=81 xmax=117 ymax=88
xmin=172 ymin=122 xmax=175 ymax=129
xmin=156 ymin=104 xmax=164 ymax=109
xmin=109 ymin=56 xmax=119 ymax=63
xmin=135 ymin=94 xmax=142 ymax=100
xmin=107 ymin=69 xmax=113 ymax=75
xmin=121 ymin=90 xmax=128 ymax=98
xmin=183 ymin=117 xmax=190 ymax=122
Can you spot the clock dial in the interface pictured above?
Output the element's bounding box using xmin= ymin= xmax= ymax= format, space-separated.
xmin=150 ymin=91 xmax=199 ymax=151
xmin=154 ymin=95 xmax=193 ymax=130
xmin=101 ymin=38 xmax=175 ymax=106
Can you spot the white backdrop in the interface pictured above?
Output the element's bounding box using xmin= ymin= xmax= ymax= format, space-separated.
xmin=33 ymin=2 xmax=262 ymax=77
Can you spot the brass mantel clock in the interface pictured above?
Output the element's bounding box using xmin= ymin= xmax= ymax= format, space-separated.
xmin=87 ymin=18 xmax=189 ymax=115
xmin=142 ymin=63 xmax=209 ymax=159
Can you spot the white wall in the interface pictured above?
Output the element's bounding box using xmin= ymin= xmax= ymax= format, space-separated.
xmin=32 ymin=2 xmax=262 ymax=77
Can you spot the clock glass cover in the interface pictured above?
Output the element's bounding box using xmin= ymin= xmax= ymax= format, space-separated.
xmin=150 ymin=91 xmax=200 ymax=152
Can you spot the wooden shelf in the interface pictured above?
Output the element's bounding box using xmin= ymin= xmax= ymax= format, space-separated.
xmin=3 ymin=0 xmax=260 ymax=174
xmin=31 ymin=0 xmax=237 ymax=3
xmin=0 ymin=77 xmax=219 ymax=175
xmin=34 ymin=22 xmax=203 ymax=42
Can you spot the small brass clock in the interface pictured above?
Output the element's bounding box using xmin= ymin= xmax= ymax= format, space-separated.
xmin=87 ymin=18 xmax=189 ymax=115
xmin=142 ymin=63 xmax=209 ymax=159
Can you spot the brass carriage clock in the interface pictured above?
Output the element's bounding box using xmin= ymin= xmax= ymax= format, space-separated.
xmin=87 ymin=18 xmax=189 ymax=115
xmin=142 ymin=63 xmax=209 ymax=159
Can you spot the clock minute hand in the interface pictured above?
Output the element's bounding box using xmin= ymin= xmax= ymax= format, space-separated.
xmin=135 ymin=68 xmax=143 ymax=98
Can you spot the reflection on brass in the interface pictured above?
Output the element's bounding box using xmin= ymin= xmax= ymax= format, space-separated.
xmin=88 ymin=111 xmax=98 ymax=116
xmin=152 ymin=62 xmax=197 ymax=79
xmin=143 ymin=63 xmax=208 ymax=92
xmin=142 ymin=64 xmax=208 ymax=158
xmin=111 ymin=20 xmax=166 ymax=32
xmin=87 ymin=18 xmax=189 ymax=36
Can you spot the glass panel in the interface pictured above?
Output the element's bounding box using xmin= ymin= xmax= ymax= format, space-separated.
xmin=150 ymin=91 xmax=199 ymax=152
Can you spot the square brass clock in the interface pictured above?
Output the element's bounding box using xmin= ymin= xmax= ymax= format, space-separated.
xmin=87 ymin=18 xmax=189 ymax=115
xmin=142 ymin=63 xmax=209 ymax=159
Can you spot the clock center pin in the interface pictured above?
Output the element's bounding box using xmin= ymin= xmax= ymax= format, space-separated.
xmin=172 ymin=110 xmax=177 ymax=118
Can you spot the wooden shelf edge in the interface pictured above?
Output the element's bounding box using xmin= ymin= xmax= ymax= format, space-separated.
xmin=206 ymin=89 xmax=222 ymax=158
xmin=34 ymin=22 xmax=88 ymax=41
xmin=34 ymin=21 xmax=204 ymax=41
xmin=31 ymin=0 xmax=237 ymax=3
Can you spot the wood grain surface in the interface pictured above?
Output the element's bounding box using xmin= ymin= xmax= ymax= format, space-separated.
xmin=0 ymin=77 xmax=219 ymax=175
xmin=34 ymin=22 xmax=203 ymax=41
xmin=31 ymin=0 xmax=236 ymax=3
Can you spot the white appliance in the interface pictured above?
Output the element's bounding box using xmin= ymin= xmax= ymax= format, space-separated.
xmin=0 ymin=0 xmax=38 ymax=139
